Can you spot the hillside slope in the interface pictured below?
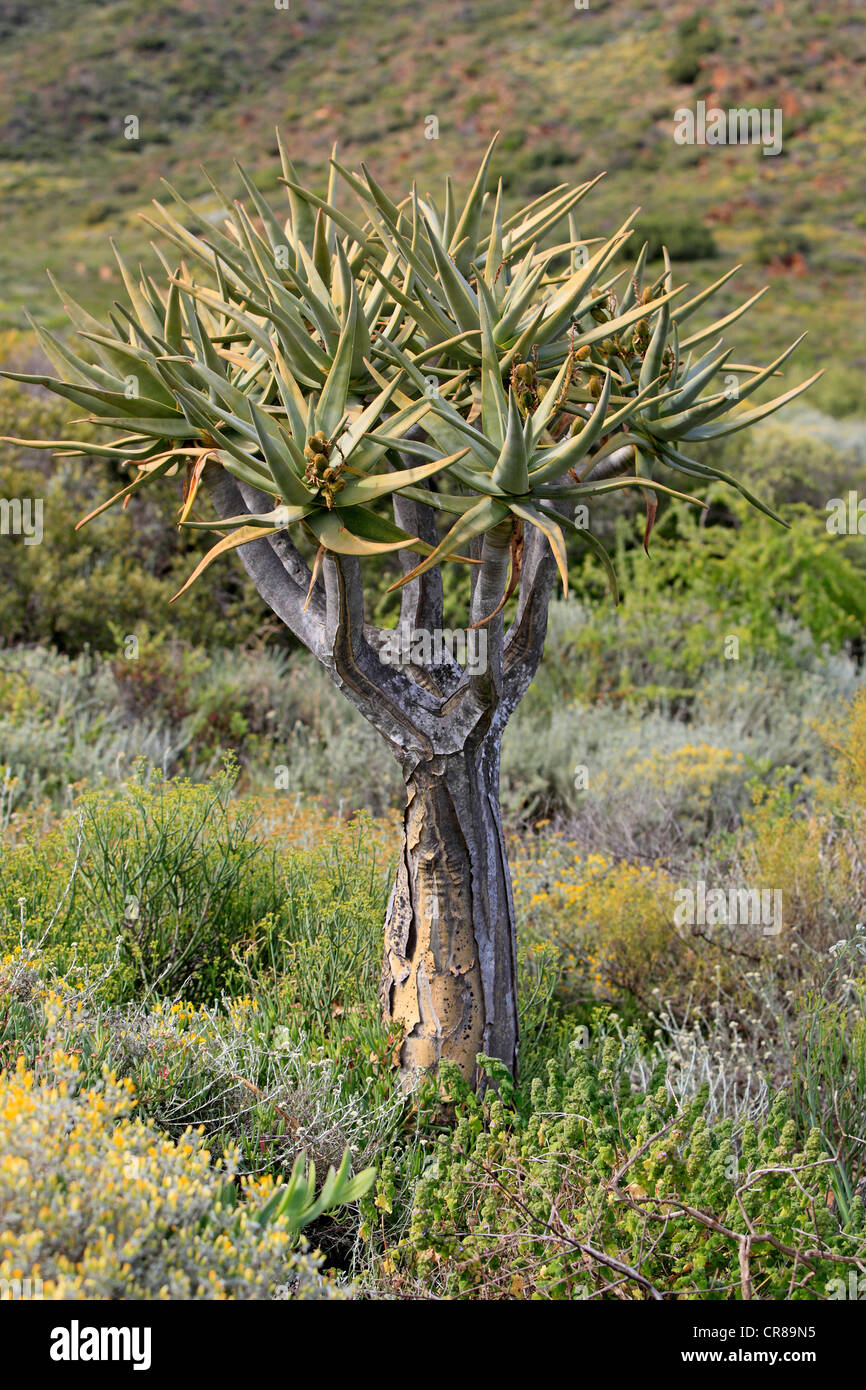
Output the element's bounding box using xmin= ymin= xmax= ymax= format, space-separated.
xmin=0 ymin=0 xmax=863 ymax=410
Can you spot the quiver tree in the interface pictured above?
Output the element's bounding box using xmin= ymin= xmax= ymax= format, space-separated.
xmin=3 ymin=134 xmax=820 ymax=1089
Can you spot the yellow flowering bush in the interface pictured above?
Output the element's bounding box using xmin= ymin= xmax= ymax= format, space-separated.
xmin=0 ymin=943 xmax=403 ymax=1187
xmin=512 ymin=697 xmax=866 ymax=1048
xmin=0 ymin=1054 xmax=349 ymax=1299
xmin=517 ymin=842 xmax=712 ymax=1014
xmin=252 ymin=797 xmax=399 ymax=857
xmin=816 ymin=686 xmax=866 ymax=812
xmin=605 ymin=743 xmax=746 ymax=843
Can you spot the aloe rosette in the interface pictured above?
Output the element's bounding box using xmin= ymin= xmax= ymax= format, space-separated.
xmin=2 ymin=132 xmax=820 ymax=608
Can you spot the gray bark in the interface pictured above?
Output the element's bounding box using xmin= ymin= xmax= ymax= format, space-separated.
xmin=202 ymin=459 xmax=559 ymax=1085
xmin=381 ymin=735 xmax=517 ymax=1087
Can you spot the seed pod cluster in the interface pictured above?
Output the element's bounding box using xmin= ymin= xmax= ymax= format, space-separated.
xmin=304 ymin=430 xmax=330 ymax=462
xmin=625 ymin=318 xmax=650 ymax=360
xmin=304 ymin=430 xmax=346 ymax=506
xmin=511 ymin=358 xmax=539 ymax=415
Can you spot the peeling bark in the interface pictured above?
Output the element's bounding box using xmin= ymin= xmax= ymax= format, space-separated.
xmin=381 ymin=734 xmax=517 ymax=1088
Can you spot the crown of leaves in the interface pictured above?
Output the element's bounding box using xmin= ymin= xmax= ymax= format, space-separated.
xmin=2 ymin=132 xmax=821 ymax=603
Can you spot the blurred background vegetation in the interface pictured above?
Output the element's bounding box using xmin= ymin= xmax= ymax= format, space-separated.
xmin=1 ymin=0 xmax=865 ymax=1300
xmin=0 ymin=0 xmax=862 ymax=408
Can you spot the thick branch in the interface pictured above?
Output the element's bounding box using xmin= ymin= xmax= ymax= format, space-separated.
xmin=320 ymin=553 xmax=447 ymax=760
xmin=232 ymin=478 xmax=325 ymax=622
xmin=391 ymin=449 xmax=466 ymax=699
xmin=392 ymin=484 xmax=464 ymax=700
xmin=501 ymin=518 xmax=558 ymax=712
xmin=581 ymin=441 xmax=635 ymax=483
xmin=203 ymin=467 xmax=327 ymax=655
xmin=467 ymin=519 xmax=512 ymax=710
xmin=501 ymin=442 xmax=635 ymax=707
xmin=392 ymin=477 xmax=444 ymax=635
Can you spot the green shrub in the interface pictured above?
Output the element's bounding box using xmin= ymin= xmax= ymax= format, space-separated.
xmin=721 ymin=415 xmax=866 ymax=511
xmin=1 ymin=761 xmax=280 ymax=1000
xmin=569 ymin=500 xmax=866 ymax=676
xmin=667 ymin=14 xmax=723 ymax=85
xmin=667 ymin=47 xmax=704 ymax=85
xmin=67 ymin=761 xmax=281 ymax=1001
xmin=0 ymin=760 xmax=399 ymax=1005
xmin=0 ymin=381 xmax=266 ymax=653
xmin=380 ymin=1020 xmax=864 ymax=1299
xmin=621 ymin=215 xmax=717 ymax=262
xmin=792 ymin=936 xmax=866 ymax=1223
xmin=755 ymin=229 xmax=811 ymax=265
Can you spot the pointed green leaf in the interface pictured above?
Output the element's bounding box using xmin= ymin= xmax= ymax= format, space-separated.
xmin=491 ymin=389 xmax=530 ymax=494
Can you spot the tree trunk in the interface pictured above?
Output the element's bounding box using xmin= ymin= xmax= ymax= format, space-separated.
xmin=380 ymin=731 xmax=518 ymax=1089
xmin=204 ymin=471 xmax=563 ymax=1092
